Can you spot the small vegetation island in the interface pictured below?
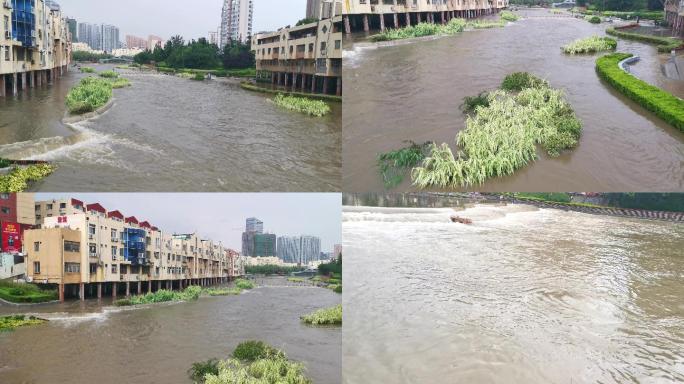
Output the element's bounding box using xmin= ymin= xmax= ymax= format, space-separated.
xmin=113 ymin=279 xmax=254 ymax=307
xmin=273 ymin=94 xmax=331 ymax=117
xmin=378 ymin=73 xmax=582 ymax=189
xmin=189 ymin=341 xmax=313 ymax=384
xmin=0 ymin=315 xmax=48 ymax=332
xmin=562 ymin=36 xmax=617 ymax=54
xmin=370 ymin=11 xmax=519 ymax=42
xmin=301 ymin=304 xmax=342 ymax=326
xmin=65 ymin=69 xmax=131 ymax=116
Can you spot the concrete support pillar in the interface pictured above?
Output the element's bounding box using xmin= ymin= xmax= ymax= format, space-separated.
xmin=379 ymin=13 xmax=385 ymax=31
xmin=311 ymin=75 xmax=316 ymax=93
xmin=441 ymin=11 xmax=445 ymax=24
xmin=113 ymin=282 xmax=117 ymax=298
xmin=137 ymin=281 xmax=141 ymax=295
xmin=12 ymin=73 xmax=17 ymax=95
xmin=29 ymin=71 xmax=35 ymax=88
xmin=126 ymin=281 xmax=130 ymax=297
xmin=79 ymin=283 xmax=85 ymax=301
xmin=97 ymin=283 xmax=102 ymax=299
xmin=406 ymin=12 xmax=411 ymax=27
xmin=323 ymin=77 xmax=329 ymax=95
xmin=344 ymin=15 xmax=351 ymax=34
xmin=417 ymin=13 xmax=421 ymax=23
xmin=20 ymin=72 xmax=26 ymax=91
xmin=59 ymin=283 xmax=65 ymax=302
xmin=0 ymin=75 xmax=5 ymax=98
xmin=336 ymin=77 xmax=342 ymax=96
xmin=363 ymin=14 xmax=369 ymax=32
xmin=148 ymin=281 xmax=152 ymax=293
xmin=394 ymin=13 xmax=399 ymax=28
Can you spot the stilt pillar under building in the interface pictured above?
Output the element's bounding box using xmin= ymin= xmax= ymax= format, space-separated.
xmin=406 ymin=12 xmax=411 ymax=27
xmin=58 ymin=283 xmax=64 ymax=302
xmin=323 ymin=77 xmax=329 ymax=95
xmin=137 ymin=281 xmax=141 ymax=295
xmin=126 ymin=281 xmax=130 ymax=297
xmin=12 ymin=73 xmax=17 ymax=95
xmin=379 ymin=13 xmax=385 ymax=31
xmin=0 ymin=75 xmax=5 ymax=97
xmin=97 ymin=283 xmax=102 ymax=299
xmin=363 ymin=14 xmax=369 ymax=32
xmin=344 ymin=15 xmax=351 ymax=34
xmin=79 ymin=283 xmax=85 ymax=301
xmin=113 ymin=282 xmax=117 ymax=298
xmin=336 ymin=78 xmax=342 ymax=96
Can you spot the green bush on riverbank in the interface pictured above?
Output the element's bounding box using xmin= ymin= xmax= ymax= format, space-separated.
xmin=114 ymin=285 xmax=202 ymax=306
xmin=377 ymin=141 xmax=433 ymax=189
xmin=66 ymin=77 xmax=113 ymax=114
xmin=562 ymin=36 xmax=617 ymax=54
xmin=500 ymin=11 xmax=519 ymax=22
xmin=80 ymin=67 xmax=95 ymax=73
xmin=244 ymin=265 xmax=305 ymax=275
xmin=0 ymin=315 xmax=47 ymax=332
xmin=412 ymin=73 xmax=582 ymax=188
xmin=301 ymin=304 xmax=342 ymax=325
xmin=586 ymin=15 xmax=602 ymax=23
xmin=98 ymin=70 xmax=119 ymax=79
xmin=109 ymin=78 xmax=131 ymax=89
xmin=0 ymin=164 xmax=57 ymax=193
xmin=596 ymin=53 xmax=684 ymax=132
xmin=0 ymin=280 xmax=58 ymax=303
xmin=605 ymin=27 xmax=683 ymax=53
xmin=204 ymin=287 xmax=242 ymax=296
xmin=273 ymin=94 xmax=331 ymax=117
xmin=234 ymin=279 xmax=254 ymax=290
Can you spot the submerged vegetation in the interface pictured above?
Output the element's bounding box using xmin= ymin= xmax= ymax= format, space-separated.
xmin=0 ymin=164 xmax=57 ymax=193
xmin=500 ymin=11 xmax=519 ymax=22
xmin=301 ymin=304 xmax=342 ymax=326
xmin=98 ymin=70 xmax=119 ymax=78
xmin=596 ymin=53 xmax=684 ymax=132
xmin=234 ymin=279 xmax=255 ymax=290
xmin=562 ymin=36 xmax=617 ymax=54
xmin=273 ymin=94 xmax=331 ymax=117
xmin=461 ymin=91 xmax=491 ymax=113
xmin=377 ymin=141 xmax=433 ymax=188
xmin=109 ymin=78 xmax=131 ymax=89
xmin=204 ymin=287 xmax=242 ymax=296
xmin=190 ymin=341 xmax=311 ymax=384
xmin=411 ymin=73 xmax=582 ymax=188
xmin=66 ymin=77 xmax=114 ymax=114
xmin=0 ymin=280 xmax=58 ymax=303
xmin=0 ymin=315 xmax=47 ymax=332
xmin=606 ymin=27 xmax=683 ymax=53
xmin=79 ymin=67 xmax=96 ymax=73
xmin=114 ymin=285 xmax=202 ymax=306
xmin=586 ymin=15 xmax=602 ymax=23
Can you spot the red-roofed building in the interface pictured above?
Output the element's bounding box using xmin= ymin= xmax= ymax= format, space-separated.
xmin=139 ymin=221 xmax=151 ymax=229
xmin=86 ymin=203 xmax=107 ymax=214
xmin=107 ymin=210 xmax=125 ymax=221
xmin=125 ymin=216 xmax=139 ymax=225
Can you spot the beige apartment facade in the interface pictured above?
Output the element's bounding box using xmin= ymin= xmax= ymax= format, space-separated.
xmin=342 ymin=0 xmax=510 ymax=33
xmin=25 ymin=200 xmax=244 ymax=301
xmin=0 ymin=0 xmax=71 ymax=98
xmin=252 ymin=15 xmax=343 ymax=96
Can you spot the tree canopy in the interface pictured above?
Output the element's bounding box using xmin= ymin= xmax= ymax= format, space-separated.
xmin=134 ymin=35 xmax=254 ymax=70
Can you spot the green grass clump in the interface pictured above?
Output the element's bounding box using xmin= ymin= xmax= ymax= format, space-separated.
xmin=301 ymin=304 xmax=342 ymax=325
xmin=333 ymin=285 xmax=342 ymax=294
xmin=605 ymin=27 xmax=683 ymax=53
xmin=80 ymin=67 xmax=96 ymax=73
xmin=203 ymin=357 xmax=311 ymax=384
xmin=109 ymin=78 xmax=131 ymax=89
xmin=98 ymin=70 xmax=119 ymax=78
xmin=501 ymin=72 xmax=549 ymax=91
xmin=273 ymin=94 xmax=331 ymax=117
xmin=0 ymin=164 xmax=57 ymax=192
xmin=188 ymin=359 xmax=220 ymax=383
xmin=233 ymin=341 xmax=285 ymax=362
xmin=113 ymin=286 xmax=202 ymax=306
xmin=461 ymin=92 xmax=490 ymax=113
xmin=602 ymin=10 xmax=664 ymax=21
xmin=65 ymin=77 xmax=113 ymax=114
xmin=192 ymin=73 xmax=206 ymax=81
xmin=377 ymin=141 xmax=433 ymax=189
xmin=0 ymin=280 xmax=58 ymax=303
xmin=516 ymin=192 xmax=572 ymax=203
xmin=370 ymin=18 xmax=466 ymax=42
xmin=204 ymin=287 xmax=242 ymax=296
xmin=0 ymin=315 xmax=47 ymax=332
xmin=469 ymin=19 xmax=506 ymax=29
xmin=562 ymin=36 xmax=617 ymax=54
xmin=287 ymin=277 xmax=305 ymax=283
xmin=596 ymin=53 xmax=684 ymax=132
xmin=412 ymin=75 xmax=582 ymax=189
xmin=0 ymin=158 xmax=11 ymax=168
xmin=500 ymin=11 xmax=519 ymax=22
xmin=586 ymin=15 xmax=602 ymax=23
xmin=234 ymin=279 xmax=254 ymax=290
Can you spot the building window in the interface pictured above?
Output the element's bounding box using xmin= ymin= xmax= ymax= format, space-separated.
xmin=34 ymin=262 xmax=40 ymax=274
xmin=112 ymin=264 xmax=118 ymax=273
xmin=89 ymin=264 xmax=97 ymax=274
xmin=64 ymin=241 xmax=80 ymax=253
xmin=34 ymin=242 xmax=40 ymax=252
xmin=0 ymin=193 xmax=9 ymax=200
xmin=0 ymin=207 xmax=9 ymax=214
xmin=89 ymin=243 xmax=97 ymax=256
xmin=111 ymin=246 xmax=117 ymax=260
xmin=60 ymin=203 xmax=66 ymax=209
xmin=65 ymin=263 xmax=81 ymax=273
xmin=46 ymin=204 xmax=53 ymax=210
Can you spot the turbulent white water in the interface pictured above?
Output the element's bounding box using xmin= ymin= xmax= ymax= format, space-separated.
xmin=343 ymin=204 xmax=684 ymax=384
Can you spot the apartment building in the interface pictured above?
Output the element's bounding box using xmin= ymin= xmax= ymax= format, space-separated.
xmin=1 ymin=192 xmax=35 ymax=225
xmin=220 ymin=0 xmax=253 ymax=47
xmin=665 ymin=0 xmax=684 ymax=35
xmin=0 ymin=0 xmax=71 ymax=98
xmin=342 ymin=0 xmax=510 ymax=34
xmin=25 ymin=199 xmax=244 ymax=301
xmin=252 ymin=15 xmax=343 ymax=96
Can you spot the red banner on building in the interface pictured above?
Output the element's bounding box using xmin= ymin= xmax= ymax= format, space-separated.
xmin=1 ymin=221 xmax=22 ymax=253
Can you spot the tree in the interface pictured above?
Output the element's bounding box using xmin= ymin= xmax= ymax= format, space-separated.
xmin=296 ymin=17 xmax=318 ymax=26
xmin=222 ymin=41 xmax=255 ymax=69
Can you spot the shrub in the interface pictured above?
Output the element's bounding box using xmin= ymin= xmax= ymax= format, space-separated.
xmin=0 ymin=158 xmax=11 ymax=168
xmin=301 ymin=304 xmax=342 ymax=325
xmin=233 ymin=341 xmax=284 ymax=362
xmin=80 ymin=67 xmax=96 ymax=73
xmin=188 ymin=358 xmax=220 ymax=383
xmin=204 ymin=287 xmax=242 ymax=296
xmin=203 ymin=358 xmax=311 ymax=384
xmin=370 ymin=19 xmax=466 ymax=42
xmin=272 ymin=94 xmax=331 ymax=117
xmin=65 ymin=77 xmax=113 ymax=114
xmin=501 ymin=72 xmax=548 ymax=91
xmin=333 ymin=285 xmax=342 ymax=294
xmin=377 ymin=141 xmax=433 ymax=189
xmin=469 ymin=20 xmax=505 ymax=29
xmin=596 ymin=53 xmax=684 ymax=132
xmin=98 ymin=70 xmax=119 ymax=78
xmin=586 ymin=15 xmax=601 ymax=23
xmin=114 ymin=286 xmax=202 ymax=306
xmin=234 ymin=279 xmax=254 ymax=290
xmin=562 ymin=36 xmax=617 ymax=54
xmin=461 ymin=92 xmax=490 ymax=113
xmin=500 ymin=11 xmax=519 ymax=22
xmin=0 ymin=315 xmax=47 ymax=332
xmin=192 ymin=73 xmax=206 ymax=81
xmin=0 ymin=164 xmax=57 ymax=193
xmin=605 ymin=27 xmax=683 ymax=53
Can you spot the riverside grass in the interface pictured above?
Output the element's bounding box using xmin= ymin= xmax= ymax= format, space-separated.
xmin=0 ymin=164 xmax=57 ymax=193
xmin=0 ymin=280 xmax=57 ymax=303
xmin=412 ymin=73 xmax=582 ymax=189
xmin=234 ymin=279 xmax=254 ymax=290
xmin=204 ymin=287 xmax=243 ymax=296
xmin=273 ymin=94 xmax=331 ymax=117
xmin=0 ymin=315 xmax=47 ymax=332
xmin=596 ymin=53 xmax=684 ymax=132
xmin=301 ymin=304 xmax=342 ymax=325
xmin=377 ymin=141 xmax=433 ymax=189
xmin=606 ymin=27 xmax=683 ymax=53
xmin=562 ymin=36 xmax=617 ymax=54
xmin=369 ymin=15 xmax=517 ymax=42
xmin=66 ymin=77 xmax=113 ymax=114
xmin=79 ymin=67 xmax=96 ymax=73
xmin=98 ymin=70 xmax=119 ymax=78
xmin=114 ymin=285 xmax=202 ymax=306
xmin=500 ymin=11 xmax=519 ymax=22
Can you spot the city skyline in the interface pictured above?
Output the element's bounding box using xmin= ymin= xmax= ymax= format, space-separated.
xmin=34 ymin=193 xmax=341 ymax=252
xmin=56 ymin=0 xmax=308 ymax=43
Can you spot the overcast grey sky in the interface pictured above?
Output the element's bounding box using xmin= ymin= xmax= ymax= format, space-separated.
xmin=34 ymin=193 xmax=342 ymax=252
xmin=56 ymin=0 xmax=307 ymax=41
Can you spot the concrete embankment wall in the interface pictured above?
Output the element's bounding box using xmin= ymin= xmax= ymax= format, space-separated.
xmin=506 ymin=198 xmax=684 ymax=223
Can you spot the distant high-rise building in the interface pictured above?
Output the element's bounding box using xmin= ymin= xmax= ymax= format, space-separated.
xmin=307 ymin=0 xmax=342 ymax=20
xmin=148 ymin=35 xmax=164 ymax=50
xmin=333 ymin=244 xmax=342 ymax=259
xmin=101 ymin=24 xmax=119 ymax=53
xmin=208 ymin=30 xmax=219 ymax=46
xmin=245 ymin=217 xmax=263 ymax=234
xmin=78 ymin=22 xmax=101 ymax=50
xmin=126 ymin=35 xmax=147 ymax=50
xmin=66 ymin=18 xmax=77 ymax=42
xmin=220 ymin=0 xmax=253 ymax=47
xmin=306 ymin=0 xmax=321 ymax=19
xmin=277 ymin=235 xmax=321 ymax=265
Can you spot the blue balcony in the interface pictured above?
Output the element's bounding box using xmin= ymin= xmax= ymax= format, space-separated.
xmin=11 ymin=0 xmax=35 ymax=47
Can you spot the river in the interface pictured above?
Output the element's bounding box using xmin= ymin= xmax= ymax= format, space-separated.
xmin=342 ymin=198 xmax=684 ymax=383
xmin=0 ymin=64 xmax=341 ymax=192
xmin=343 ymin=8 xmax=684 ymax=192
xmin=0 ymin=278 xmax=341 ymax=384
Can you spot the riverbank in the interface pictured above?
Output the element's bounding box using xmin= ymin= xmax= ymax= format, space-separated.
xmin=240 ymin=81 xmax=342 ymax=102
xmin=0 ymin=281 xmax=58 ymax=304
xmin=0 ymin=315 xmax=47 ymax=332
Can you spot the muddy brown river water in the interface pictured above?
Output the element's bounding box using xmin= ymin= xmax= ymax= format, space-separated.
xmin=343 ymin=9 xmax=684 ymax=192
xmin=0 ymin=278 xmax=341 ymax=384
xmin=342 ymin=199 xmax=684 ymax=383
